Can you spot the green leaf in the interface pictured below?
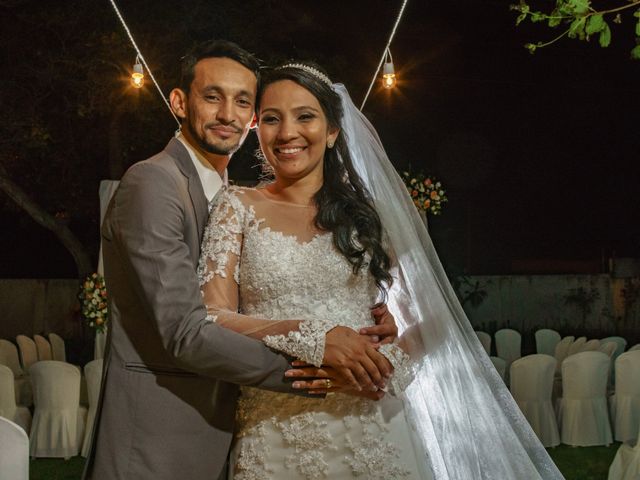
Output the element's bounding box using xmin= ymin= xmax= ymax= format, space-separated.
xmin=568 ymin=0 xmax=590 ymax=15
xmin=599 ymin=23 xmax=611 ymax=47
xmin=531 ymin=12 xmax=544 ymax=23
xmin=516 ymin=12 xmax=527 ymax=25
xmin=586 ymin=14 xmax=604 ymax=35
xmin=548 ymin=15 xmax=562 ymax=28
xmin=636 ymin=17 xmax=640 ymax=37
xmin=525 ymin=43 xmax=537 ymax=54
xmin=568 ymin=17 xmax=586 ymax=39
xmin=631 ymin=45 xmax=640 ymax=60
xmin=634 ymin=8 xmax=640 ymax=19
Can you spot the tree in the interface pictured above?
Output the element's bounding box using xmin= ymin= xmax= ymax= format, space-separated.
xmin=511 ymin=0 xmax=640 ymax=58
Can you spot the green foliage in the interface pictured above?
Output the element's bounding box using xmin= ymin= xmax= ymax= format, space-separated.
xmin=511 ymin=1 xmax=640 ymax=58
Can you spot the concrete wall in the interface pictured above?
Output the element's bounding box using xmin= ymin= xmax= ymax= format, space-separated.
xmin=0 ymin=279 xmax=80 ymax=340
xmin=461 ymin=274 xmax=640 ymax=352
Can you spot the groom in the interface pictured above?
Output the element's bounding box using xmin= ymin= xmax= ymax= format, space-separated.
xmin=83 ymin=40 xmax=393 ymax=480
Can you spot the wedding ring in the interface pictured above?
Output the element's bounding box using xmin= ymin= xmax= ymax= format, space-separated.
xmin=325 ymin=379 xmax=332 ymax=389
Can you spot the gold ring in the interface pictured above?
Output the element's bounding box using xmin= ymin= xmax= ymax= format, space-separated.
xmin=325 ymin=379 xmax=332 ymax=389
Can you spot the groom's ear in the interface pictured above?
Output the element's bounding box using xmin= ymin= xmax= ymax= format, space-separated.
xmin=169 ymin=88 xmax=188 ymax=120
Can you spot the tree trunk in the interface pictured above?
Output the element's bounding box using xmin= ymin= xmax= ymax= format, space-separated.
xmin=0 ymin=161 xmax=93 ymax=280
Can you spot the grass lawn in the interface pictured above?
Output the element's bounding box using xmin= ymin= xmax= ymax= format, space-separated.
xmin=29 ymin=444 xmax=621 ymax=479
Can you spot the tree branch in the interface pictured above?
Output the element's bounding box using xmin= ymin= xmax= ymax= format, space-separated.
xmin=0 ymin=160 xmax=93 ymax=280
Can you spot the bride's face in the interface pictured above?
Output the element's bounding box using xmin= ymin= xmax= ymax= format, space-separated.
xmin=258 ymin=80 xmax=339 ymax=182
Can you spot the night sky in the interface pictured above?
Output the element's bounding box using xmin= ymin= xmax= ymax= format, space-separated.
xmin=1 ymin=0 xmax=638 ymax=277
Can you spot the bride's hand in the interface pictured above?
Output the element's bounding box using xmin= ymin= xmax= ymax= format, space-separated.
xmin=285 ymin=364 xmax=386 ymax=400
xmin=359 ymin=304 xmax=398 ymax=345
xmin=323 ymin=326 xmax=392 ymax=392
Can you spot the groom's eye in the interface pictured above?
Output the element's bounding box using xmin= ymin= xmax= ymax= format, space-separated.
xmin=205 ymin=95 xmax=220 ymax=102
xmin=236 ymin=98 xmax=252 ymax=107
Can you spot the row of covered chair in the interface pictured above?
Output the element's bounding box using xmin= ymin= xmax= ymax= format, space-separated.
xmin=476 ymin=328 xmax=635 ymax=381
xmin=0 ymin=358 xmax=102 ymax=459
xmin=508 ymin=350 xmax=640 ymax=449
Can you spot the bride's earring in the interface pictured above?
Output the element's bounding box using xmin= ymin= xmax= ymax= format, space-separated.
xmin=327 ymin=141 xmax=334 ymax=149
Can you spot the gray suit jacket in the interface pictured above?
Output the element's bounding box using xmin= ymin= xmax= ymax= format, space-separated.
xmin=83 ymin=138 xmax=294 ymax=480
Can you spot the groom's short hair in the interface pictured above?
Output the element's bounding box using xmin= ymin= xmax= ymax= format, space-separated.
xmin=179 ymin=39 xmax=260 ymax=93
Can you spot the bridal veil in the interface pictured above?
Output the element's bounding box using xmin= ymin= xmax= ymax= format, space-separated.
xmin=335 ymin=84 xmax=564 ymax=480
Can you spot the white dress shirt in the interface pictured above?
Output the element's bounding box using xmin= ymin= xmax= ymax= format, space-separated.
xmin=176 ymin=133 xmax=227 ymax=203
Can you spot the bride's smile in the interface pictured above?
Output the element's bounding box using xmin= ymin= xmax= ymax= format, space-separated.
xmin=258 ymin=79 xmax=339 ymax=183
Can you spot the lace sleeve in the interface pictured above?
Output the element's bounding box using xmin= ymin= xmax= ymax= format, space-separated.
xmin=197 ymin=188 xmax=334 ymax=367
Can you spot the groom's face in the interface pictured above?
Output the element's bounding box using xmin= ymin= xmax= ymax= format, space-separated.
xmin=178 ymin=57 xmax=257 ymax=156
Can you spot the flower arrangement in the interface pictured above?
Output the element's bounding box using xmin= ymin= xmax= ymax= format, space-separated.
xmin=79 ymin=273 xmax=108 ymax=333
xmin=401 ymin=171 xmax=448 ymax=215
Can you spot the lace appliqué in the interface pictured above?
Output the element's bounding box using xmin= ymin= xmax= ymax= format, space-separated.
xmin=234 ymin=424 xmax=274 ymax=480
xmin=263 ymin=319 xmax=332 ymax=367
xmin=378 ymin=343 xmax=415 ymax=395
xmin=280 ymin=413 xmax=337 ymax=478
xmin=198 ymin=188 xmax=263 ymax=286
xmin=343 ymin=414 xmax=411 ymax=479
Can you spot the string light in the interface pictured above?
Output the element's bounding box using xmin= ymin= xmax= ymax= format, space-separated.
xmin=108 ymin=0 xmax=180 ymax=126
xmin=131 ymin=55 xmax=144 ymax=89
xmin=360 ymin=0 xmax=409 ymax=110
xmin=382 ymin=48 xmax=397 ymax=89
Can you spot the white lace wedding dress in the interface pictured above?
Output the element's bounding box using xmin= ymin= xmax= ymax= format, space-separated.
xmin=198 ymin=186 xmax=428 ymax=480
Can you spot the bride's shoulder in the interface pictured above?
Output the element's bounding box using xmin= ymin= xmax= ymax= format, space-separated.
xmin=225 ymin=185 xmax=262 ymax=204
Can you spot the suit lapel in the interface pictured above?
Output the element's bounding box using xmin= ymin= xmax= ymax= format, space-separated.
xmin=164 ymin=138 xmax=208 ymax=240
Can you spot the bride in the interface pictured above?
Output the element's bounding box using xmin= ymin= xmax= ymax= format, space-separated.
xmin=198 ymin=63 xmax=564 ymax=479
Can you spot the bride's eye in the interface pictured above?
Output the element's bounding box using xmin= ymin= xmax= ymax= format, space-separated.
xmin=261 ymin=115 xmax=279 ymax=124
xmin=298 ymin=112 xmax=316 ymax=122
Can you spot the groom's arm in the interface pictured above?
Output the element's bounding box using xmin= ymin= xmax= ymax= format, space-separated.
xmin=105 ymin=161 xmax=294 ymax=392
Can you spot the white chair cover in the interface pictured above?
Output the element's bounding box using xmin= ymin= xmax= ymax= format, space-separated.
xmin=554 ymin=335 xmax=575 ymax=374
xmin=629 ymin=344 xmax=640 ymax=352
xmin=475 ymin=331 xmax=491 ymax=356
xmin=490 ymin=356 xmax=506 ymax=381
xmin=558 ymin=351 xmax=612 ymax=446
xmin=535 ymin=329 xmax=561 ymax=357
xmin=609 ymin=443 xmax=640 ymax=480
xmin=15 ymin=335 xmax=38 ymax=371
xmin=567 ymin=336 xmax=587 ymax=357
xmin=495 ymin=328 xmax=521 ymax=383
xmin=602 ymin=336 xmax=628 ymax=360
xmin=510 ymin=354 xmax=560 ymax=447
xmin=33 ymin=335 xmax=52 ymax=361
xmin=0 ymin=365 xmax=31 ymax=434
xmin=48 ymin=333 xmax=66 ymax=362
xmin=582 ymin=339 xmax=601 ymax=352
xmin=0 ymin=416 xmax=29 ymax=480
xmin=0 ymin=340 xmax=32 ymax=407
xmin=610 ymin=351 xmax=640 ymax=444
xmin=600 ymin=342 xmax=619 ymax=358
xmin=29 ymin=361 xmax=87 ymax=458
xmin=81 ymin=359 xmax=103 ymax=457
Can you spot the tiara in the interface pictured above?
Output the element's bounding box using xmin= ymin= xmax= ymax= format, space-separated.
xmin=277 ymin=63 xmax=333 ymax=87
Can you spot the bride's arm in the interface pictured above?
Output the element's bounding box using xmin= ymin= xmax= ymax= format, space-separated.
xmin=200 ymin=190 xmax=391 ymax=391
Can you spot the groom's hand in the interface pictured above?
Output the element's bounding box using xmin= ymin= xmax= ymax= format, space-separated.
xmin=323 ymin=326 xmax=392 ymax=392
xmin=285 ymin=365 xmax=386 ymax=400
xmin=359 ymin=303 xmax=398 ymax=345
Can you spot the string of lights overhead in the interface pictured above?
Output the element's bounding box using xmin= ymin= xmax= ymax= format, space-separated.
xmin=108 ymin=0 xmax=180 ymax=126
xmin=359 ymin=0 xmax=409 ymax=111
xmin=108 ymin=0 xmax=408 ymax=118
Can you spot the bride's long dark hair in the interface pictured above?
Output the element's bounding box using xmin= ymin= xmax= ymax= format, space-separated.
xmin=256 ymin=64 xmax=392 ymax=298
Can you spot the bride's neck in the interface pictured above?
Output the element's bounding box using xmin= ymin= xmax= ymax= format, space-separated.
xmin=267 ymin=175 xmax=322 ymax=206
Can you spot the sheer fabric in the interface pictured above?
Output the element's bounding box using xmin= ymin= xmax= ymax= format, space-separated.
xmin=199 ymin=187 xmax=425 ymax=479
xmin=334 ymin=84 xmax=564 ymax=479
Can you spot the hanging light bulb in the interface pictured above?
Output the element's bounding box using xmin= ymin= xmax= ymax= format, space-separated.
xmin=382 ymin=48 xmax=397 ymax=89
xmin=131 ymin=55 xmax=144 ymax=88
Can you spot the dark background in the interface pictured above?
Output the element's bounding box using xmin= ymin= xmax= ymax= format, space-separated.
xmin=1 ymin=0 xmax=638 ymax=278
